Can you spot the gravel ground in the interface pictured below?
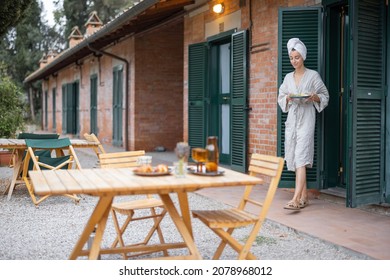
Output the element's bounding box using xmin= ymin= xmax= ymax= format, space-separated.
xmin=0 ymin=149 xmax=371 ymax=260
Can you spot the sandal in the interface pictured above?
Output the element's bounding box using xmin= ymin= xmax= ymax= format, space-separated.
xmin=299 ymin=198 xmax=309 ymax=208
xmin=284 ymin=200 xmax=301 ymax=210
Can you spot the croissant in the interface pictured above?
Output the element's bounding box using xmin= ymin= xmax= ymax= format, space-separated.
xmin=154 ymin=164 xmax=168 ymax=173
xmin=138 ymin=164 xmax=153 ymax=173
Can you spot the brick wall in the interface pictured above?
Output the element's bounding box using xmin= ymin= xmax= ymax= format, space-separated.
xmin=41 ymin=19 xmax=184 ymax=152
xmin=134 ymin=20 xmax=184 ymax=151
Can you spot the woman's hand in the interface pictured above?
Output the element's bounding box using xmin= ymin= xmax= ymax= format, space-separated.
xmin=307 ymin=93 xmax=320 ymax=103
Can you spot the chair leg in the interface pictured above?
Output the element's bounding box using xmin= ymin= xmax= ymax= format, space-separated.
xmin=24 ymin=178 xmax=50 ymax=206
xmin=111 ymin=209 xmax=134 ymax=259
xmin=212 ymin=227 xmax=235 ymax=259
xmin=110 ymin=207 xmax=168 ymax=259
xmin=211 ymin=227 xmax=257 ymax=260
xmin=63 ymin=194 xmax=81 ymax=204
xmin=142 ymin=208 xmax=168 ymax=256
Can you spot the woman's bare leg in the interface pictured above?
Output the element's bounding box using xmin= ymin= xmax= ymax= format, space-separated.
xmin=292 ymin=166 xmax=306 ymax=202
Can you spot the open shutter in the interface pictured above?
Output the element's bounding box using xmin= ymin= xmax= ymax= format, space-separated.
xmin=62 ymin=84 xmax=67 ymax=134
xmin=90 ymin=74 xmax=98 ymax=135
xmin=277 ymin=7 xmax=323 ymax=188
xmin=188 ymin=43 xmax=207 ymax=150
xmin=230 ymin=30 xmax=248 ymax=172
xmin=348 ymin=0 xmax=385 ymax=207
xmin=66 ymin=83 xmax=73 ymax=134
xmin=73 ymin=80 xmax=80 ymax=135
xmin=113 ymin=66 xmax=123 ymax=147
xmin=52 ymin=88 xmax=56 ymax=130
xmin=44 ymin=90 xmax=48 ymax=129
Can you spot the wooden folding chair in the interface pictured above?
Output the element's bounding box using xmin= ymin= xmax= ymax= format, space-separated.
xmin=98 ymin=151 xmax=169 ymax=259
xmin=22 ymin=138 xmax=81 ymax=206
xmin=4 ymin=132 xmax=60 ymax=197
xmin=192 ymin=153 xmax=284 ymax=260
xmin=83 ymin=133 xmax=106 ymax=156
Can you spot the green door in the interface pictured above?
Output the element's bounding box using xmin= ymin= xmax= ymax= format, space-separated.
xmin=113 ymin=66 xmax=123 ymax=147
xmin=347 ymin=0 xmax=385 ymax=207
xmin=277 ymin=7 xmax=323 ymax=188
xmin=188 ymin=31 xmax=248 ymax=172
xmin=62 ymin=81 xmax=79 ymax=135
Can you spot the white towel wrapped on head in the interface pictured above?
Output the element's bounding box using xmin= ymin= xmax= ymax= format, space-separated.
xmin=287 ymin=38 xmax=307 ymax=60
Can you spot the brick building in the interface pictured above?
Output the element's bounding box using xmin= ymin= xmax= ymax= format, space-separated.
xmin=24 ymin=0 xmax=390 ymax=208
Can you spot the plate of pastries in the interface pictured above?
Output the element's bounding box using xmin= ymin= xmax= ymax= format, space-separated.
xmin=133 ymin=164 xmax=171 ymax=176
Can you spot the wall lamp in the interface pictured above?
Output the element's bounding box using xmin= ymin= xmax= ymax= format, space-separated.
xmin=212 ymin=3 xmax=224 ymax=14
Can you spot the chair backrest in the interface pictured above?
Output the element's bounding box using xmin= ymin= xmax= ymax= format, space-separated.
xmin=239 ymin=153 xmax=284 ymax=218
xmin=18 ymin=132 xmax=60 ymax=139
xmin=84 ymin=133 xmax=106 ymax=155
xmin=98 ymin=150 xmax=145 ymax=169
xmin=13 ymin=132 xmax=60 ymax=168
xmin=22 ymin=138 xmax=82 ymax=173
xmin=25 ymin=138 xmax=72 ymax=149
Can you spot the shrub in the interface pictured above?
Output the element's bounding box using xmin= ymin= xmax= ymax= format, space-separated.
xmin=0 ymin=76 xmax=25 ymax=138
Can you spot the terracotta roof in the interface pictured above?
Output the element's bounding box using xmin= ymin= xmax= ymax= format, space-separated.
xmin=24 ymin=0 xmax=195 ymax=83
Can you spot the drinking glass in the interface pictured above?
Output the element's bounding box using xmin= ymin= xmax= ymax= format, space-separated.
xmin=191 ymin=148 xmax=208 ymax=172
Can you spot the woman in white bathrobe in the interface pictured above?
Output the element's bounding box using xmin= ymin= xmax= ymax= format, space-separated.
xmin=278 ymin=38 xmax=329 ymax=210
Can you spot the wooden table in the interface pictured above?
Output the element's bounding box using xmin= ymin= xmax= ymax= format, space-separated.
xmin=28 ymin=167 xmax=263 ymax=260
xmin=0 ymin=138 xmax=100 ymax=200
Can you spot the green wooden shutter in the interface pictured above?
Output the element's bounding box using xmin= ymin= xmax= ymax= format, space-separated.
xmin=44 ymin=90 xmax=48 ymax=129
xmin=277 ymin=7 xmax=323 ymax=188
xmin=90 ymin=75 xmax=98 ymax=135
xmin=66 ymin=83 xmax=73 ymax=134
xmin=348 ymin=0 xmax=385 ymax=207
xmin=188 ymin=43 xmax=207 ymax=150
xmin=74 ymin=80 xmax=80 ymax=135
xmin=113 ymin=66 xmax=123 ymax=147
xmin=62 ymin=84 xmax=67 ymax=134
xmin=52 ymin=88 xmax=56 ymax=130
xmin=230 ymin=30 xmax=248 ymax=172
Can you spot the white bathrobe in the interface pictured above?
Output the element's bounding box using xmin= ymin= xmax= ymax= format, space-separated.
xmin=278 ymin=68 xmax=329 ymax=171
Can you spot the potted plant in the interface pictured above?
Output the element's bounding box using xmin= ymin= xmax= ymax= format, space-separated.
xmin=0 ymin=73 xmax=25 ymax=166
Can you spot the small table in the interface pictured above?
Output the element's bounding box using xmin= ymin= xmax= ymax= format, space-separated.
xmin=29 ymin=167 xmax=263 ymax=259
xmin=0 ymin=138 xmax=100 ymax=200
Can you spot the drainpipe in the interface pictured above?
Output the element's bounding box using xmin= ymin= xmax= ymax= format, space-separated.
xmin=87 ymin=43 xmax=130 ymax=151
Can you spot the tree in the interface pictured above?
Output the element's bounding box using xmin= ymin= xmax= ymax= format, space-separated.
xmin=0 ymin=1 xmax=45 ymax=89
xmin=0 ymin=0 xmax=34 ymax=36
xmin=0 ymin=65 xmax=25 ymax=138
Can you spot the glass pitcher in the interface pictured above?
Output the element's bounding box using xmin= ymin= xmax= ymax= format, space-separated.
xmin=205 ymin=136 xmax=219 ymax=172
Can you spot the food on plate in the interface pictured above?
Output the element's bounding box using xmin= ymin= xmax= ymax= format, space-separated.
xmin=154 ymin=164 xmax=169 ymax=173
xmin=135 ymin=164 xmax=169 ymax=173
xmin=136 ymin=164 xmax=153 ymax=173
xmin=205 ymin=162 xmax=218 ymax=172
